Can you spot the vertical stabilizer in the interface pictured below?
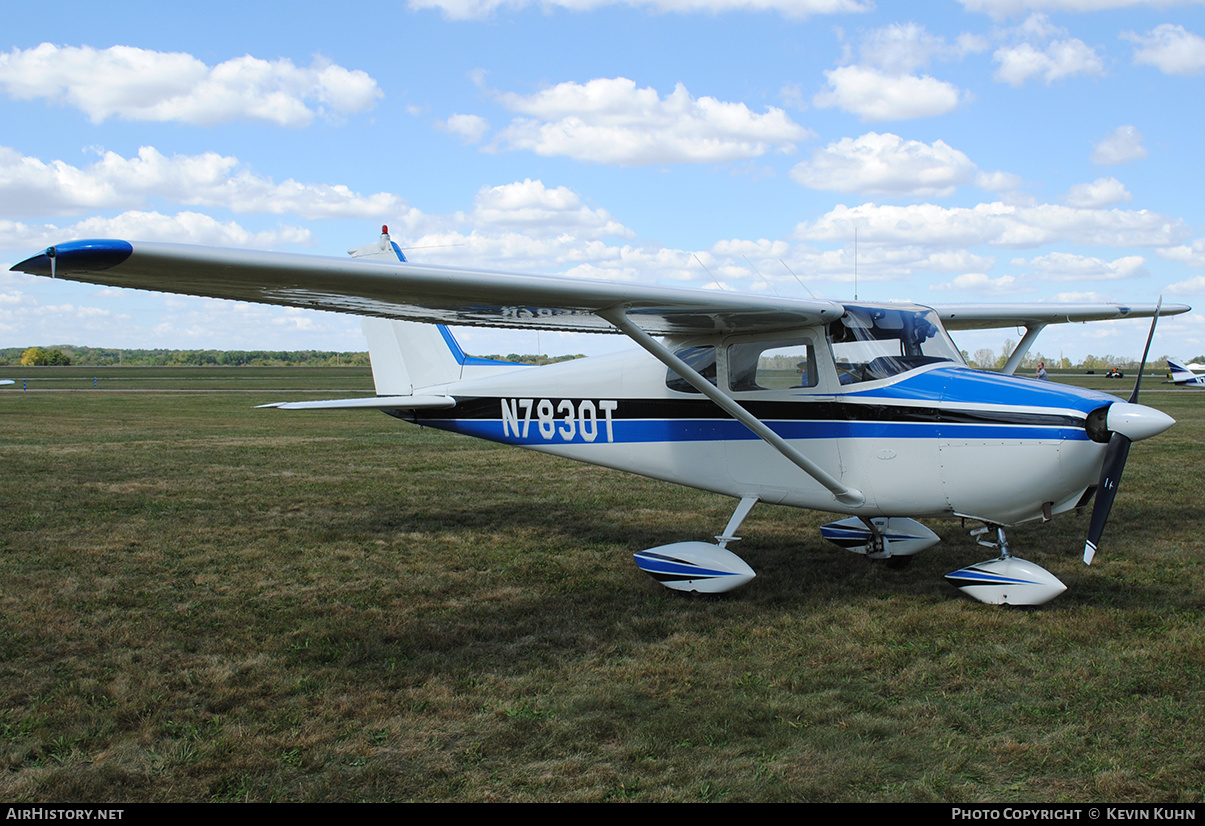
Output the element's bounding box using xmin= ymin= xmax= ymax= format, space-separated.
xmin=362 ymin=317 xmax=466 ymax=394
xmin=351 ymin=226 xmax=530 ymax=395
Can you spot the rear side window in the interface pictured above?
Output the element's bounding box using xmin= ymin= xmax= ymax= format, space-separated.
xmin=666 ymin=346 xmax=717 ymax=393
xmin=728 ymin=340 xmax=817 ymax=391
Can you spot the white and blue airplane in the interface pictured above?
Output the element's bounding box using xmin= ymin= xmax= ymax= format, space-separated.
xmin=1167 ymin=360 xmax=1205 ymax=388
xmin=11 ymin=230 xmax=1189 ymax=605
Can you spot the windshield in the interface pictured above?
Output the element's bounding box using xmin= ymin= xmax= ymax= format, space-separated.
xmin=827 ymin=305 xmax=963 ymax=384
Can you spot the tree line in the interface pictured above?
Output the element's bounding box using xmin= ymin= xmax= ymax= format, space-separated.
xmin=0 ymin=346 xmax=370 ymax=367
xmin=4 ymin=342 xmax=1196 ymax=372
xmin=964 ymin=338 xmax=1200 ymax=372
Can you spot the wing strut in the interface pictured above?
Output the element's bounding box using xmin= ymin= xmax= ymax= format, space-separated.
xmin=1000 ymin=323 xmax=1048 ymax=376
xmin=599 ymin=308 xmax=864 ymax=507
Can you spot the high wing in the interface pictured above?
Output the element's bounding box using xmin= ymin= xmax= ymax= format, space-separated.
xmin=935 ymin=303 xmax=1184 ymax=331
xmin=12 ymin=239 xmax=1186 ymax=336
xmin=11 ymin=239 xmax=845 ymax=336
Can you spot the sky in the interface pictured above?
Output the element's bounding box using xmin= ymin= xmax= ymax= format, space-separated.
xmin=2 ymin=0 xmax=1204 ymax=363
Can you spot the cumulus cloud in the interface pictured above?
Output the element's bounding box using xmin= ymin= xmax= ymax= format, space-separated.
xmin=813 ymin=66 xmax=966 ymax=121
xmin=1124 ymin=24 xmax=1205 ymax=75
xmin=1158 ymin=238 xmax=1205 ymax=268
xmin=857 ymin=22 xmax=989 ymax=74
xmin=0 ymin=145 xmax=402 ymax=219
xmin=790 ymin=132 xmax=977 ymax=197
xmin=795 ymin=201 xmax=1187 ymax=249
xmin=468 ymin=179 xmax=634 ymax=239
xmin=438 ymin=113 xmax=491 ymax=144
xmin=974 ymin=170 xmax=1025 ymax=193
xmin=931 ymin=272 xmax=1024 ymax=293
xmin=408 ymin=0 xmax=869 ymax=20
xmin=378 ymin=179 xmax=638 ymax=274
xmin=993 ymin=40 xmax=1104 ymax=85
xmin=1062 ymin=176 xmax=1131 ymax=208
xmin=0 ymin=43 xmax=381 ymax=126
xmin=811 ymin=23 xmax=983 ymax=122
xmin=0 ymin=211 xmax=312 ymax=252
xmin=1010 ymin=251 xmax=1147 ymax=280
xmin=1165 ymin=275 xmax=1205 ymax=295
xmin=958 ymin=0 xmax=1167 ymax=17
xmin=487 ymin=78 xmax=812 ymax=165
xmin=991 ymin=15 xmax=1105 ymax=86
xmin=1092 ymin=125 xmax=1146 ymax=164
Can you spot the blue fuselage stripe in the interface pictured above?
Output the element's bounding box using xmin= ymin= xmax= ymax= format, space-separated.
xmin=419 ymin=417 xmax=1090 ymax=445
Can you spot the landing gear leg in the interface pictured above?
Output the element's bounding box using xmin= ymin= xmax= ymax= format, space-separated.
xmin=971 ymin=524 xmax=1011 ymax=560
xmin=858 ymin=516 xmax=887 ymax=559
xmin=716 ymin=497 xmax=758 ymax=550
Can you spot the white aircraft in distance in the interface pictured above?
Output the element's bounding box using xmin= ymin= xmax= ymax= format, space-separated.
xmin=12 ymin=230 xmax=1190 ymax=605
xmin=1167 ymin=360 xmax=1205 ymax=387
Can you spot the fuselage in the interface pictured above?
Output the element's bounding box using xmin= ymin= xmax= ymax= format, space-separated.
xmin=385 ymin=309 xmax=1132 ymax=528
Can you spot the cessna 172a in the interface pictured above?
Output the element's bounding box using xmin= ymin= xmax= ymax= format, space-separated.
xmin=11 ymin=230 xmax=1189 ymax=605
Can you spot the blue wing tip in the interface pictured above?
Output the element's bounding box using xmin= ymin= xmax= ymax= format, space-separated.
xmin=11 ymin=239 xmax=133 ymax=275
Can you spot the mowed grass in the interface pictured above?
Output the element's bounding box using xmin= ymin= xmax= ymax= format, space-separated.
xmin=0 ymin=370 xmax=1203 ymax=802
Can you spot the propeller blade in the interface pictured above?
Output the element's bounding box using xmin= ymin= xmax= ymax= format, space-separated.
xmin=1083 ymin=432 xmax=1131 ymax=564
xmin=1085 ymin=297 xmax=1161 ymax=564
xmin=1129 ymin=296 xmax=1161 ymax=405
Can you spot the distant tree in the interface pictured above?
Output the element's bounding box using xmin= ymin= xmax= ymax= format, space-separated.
xmin=19 ymin=347 xmax=47 ymax=366
xmin=971 ymin=348 xmax=996 ymax=369
xmin=20 ymin=346 xmax=70 ymax=366
xmin=998 ymin=338 xmax=1015 ymax=370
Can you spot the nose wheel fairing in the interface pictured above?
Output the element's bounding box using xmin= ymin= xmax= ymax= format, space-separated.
xmin=945 ymin=557 xmax=1067 ymax=605
xmin=945 ymin=526 xmax=1067 ymax=605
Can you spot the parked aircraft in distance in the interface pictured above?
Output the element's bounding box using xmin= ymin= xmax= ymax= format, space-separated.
xmin=11 ymin=230 xmax=1189 ymax=605
xmin=1167 ymin=360 xmax=1205 ymax=387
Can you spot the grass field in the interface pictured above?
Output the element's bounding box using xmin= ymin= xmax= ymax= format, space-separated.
xmin=1 ymin=367 xmax=1202 ymax=802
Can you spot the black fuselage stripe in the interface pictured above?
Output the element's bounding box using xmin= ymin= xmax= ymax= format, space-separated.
xmin=400 ymin=396 xmax=1083 ymax=429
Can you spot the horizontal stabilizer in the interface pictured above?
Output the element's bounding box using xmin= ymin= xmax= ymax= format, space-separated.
xmin=256 ymin=395 xmax=456 ymax=411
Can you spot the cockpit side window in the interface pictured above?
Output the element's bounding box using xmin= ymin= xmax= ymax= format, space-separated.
xmin=727 ymin=339 xmax=818 ymax=392
xmin=827 ymin=305 xmax=963 ymax=384
xmin=666 ymin=345 xmax=717 ymax=393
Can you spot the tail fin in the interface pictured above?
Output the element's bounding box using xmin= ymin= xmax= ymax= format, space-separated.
xmin=1168 ymin=360 xmax=1194 ymax=384
xmin=362 ymin=319 xmax=529 ymax=394
xmin=349 ymin=227 xmax=526 ymax=394
xmin=361 ymin=318 xmax=459 ymax=394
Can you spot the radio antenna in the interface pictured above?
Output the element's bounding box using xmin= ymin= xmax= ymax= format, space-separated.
xmin=779 ymin=259 xmax=817 ymax=298
xmin=694 ymin=253 xmax=727 ymax=291
xmin=743 ymin=256 xmax=779 ymax=296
